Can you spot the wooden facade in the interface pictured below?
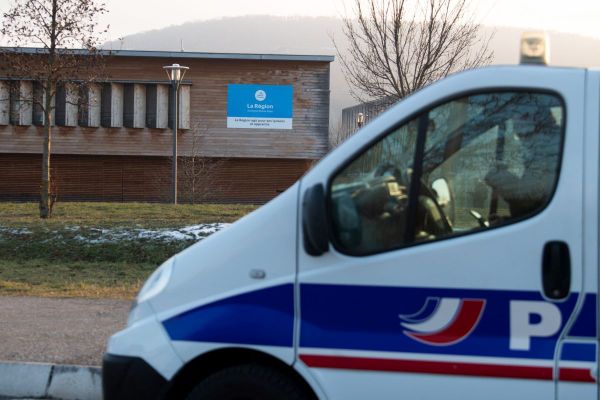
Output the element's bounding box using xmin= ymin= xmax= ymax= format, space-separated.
xmin=0 ymin=50 xmax=332 ymax=203
xmin=0 ymin=153 xmax=312 ymax=204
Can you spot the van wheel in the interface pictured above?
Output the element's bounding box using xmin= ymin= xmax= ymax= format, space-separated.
xmin=185 ymin=363 xmax=314 ymax=400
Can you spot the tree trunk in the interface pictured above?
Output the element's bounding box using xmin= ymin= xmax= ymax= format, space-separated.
xmin=191 ymin=158 xmax=196 ymax=204
xmin=39 ymin=81 xmax=54 ymax=218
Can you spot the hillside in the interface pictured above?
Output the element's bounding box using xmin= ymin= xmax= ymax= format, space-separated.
xmin=104 ymin=15 xmax=600 ymax=128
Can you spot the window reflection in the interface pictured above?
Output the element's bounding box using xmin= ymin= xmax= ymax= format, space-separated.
xmin=330 ymin=92 xmax=564 ymax=255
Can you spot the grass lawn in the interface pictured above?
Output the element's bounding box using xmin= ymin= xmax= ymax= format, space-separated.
xmin=0 ymin=202 xmax=257 ymax=299
xmin=0 ymin=201 xmax=256 ymax=228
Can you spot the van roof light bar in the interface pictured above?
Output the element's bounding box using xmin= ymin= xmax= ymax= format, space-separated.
xmin=520 ymin=31 xmax=550 ymax=65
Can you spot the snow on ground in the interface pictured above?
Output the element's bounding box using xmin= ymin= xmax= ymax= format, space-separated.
xmin=136 ymin=223 xmax=229 ymax=241
xmin=0 ymin=223 xmax=230 ymax=243
xmin=0 ymin=227 xmax=32 ymax=235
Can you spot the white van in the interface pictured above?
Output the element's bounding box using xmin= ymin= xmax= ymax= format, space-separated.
xmin=102 ymin=43 xmax=598 ymax=399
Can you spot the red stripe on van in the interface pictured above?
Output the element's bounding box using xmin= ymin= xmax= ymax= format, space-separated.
xmin=559 ymin=367 xmax=596 ymax=382
xmin=299 ymin=354 xmax=595 ymax=383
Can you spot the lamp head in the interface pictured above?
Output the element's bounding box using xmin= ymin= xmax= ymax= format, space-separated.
xmin=163 ymin=63 xmax=190 ymax=82
xmin=356 ymin=112 xmax=365 ymax=127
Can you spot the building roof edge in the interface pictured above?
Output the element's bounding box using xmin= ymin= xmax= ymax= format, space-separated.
xmin=0 ymin=47 xmax=335 ymax=62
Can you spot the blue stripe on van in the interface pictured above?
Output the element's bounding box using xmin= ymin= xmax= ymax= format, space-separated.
xmin=569 ymin=294 xmax=597 ymax=337
xmin=299 ymin=284 xmax=596 ymax=360
xmin=561 ymin=342 xmax=596 ymax=362
xmin=162 ymin=284 xmax=294 ymax=347
xmin=161 ymin=282 xmax=596 ymax=363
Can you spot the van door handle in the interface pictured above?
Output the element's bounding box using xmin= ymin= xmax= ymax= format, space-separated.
xmin=542 ymin=241 xmax=571 ymax=300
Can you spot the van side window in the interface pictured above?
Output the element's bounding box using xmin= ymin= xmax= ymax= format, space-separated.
xmin=329 ymin=92 xmax=564 ymax=256
xmin=330 ymin=118 xmax=420 ymax=254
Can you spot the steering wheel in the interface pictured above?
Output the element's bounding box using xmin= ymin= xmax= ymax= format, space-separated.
xmin=373 ymin=163 xmax=406 ymax=185
xmin=371 ymin=163 xmax=452 ymax=237
xmin=372 ymin=163 xmax=410 ymax=216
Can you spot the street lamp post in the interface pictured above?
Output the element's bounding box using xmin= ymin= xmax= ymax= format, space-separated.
xmin=163 ymin=63 xmax=189 ymax=204
xmin=356 ymin=112 xmax=365 ymax=129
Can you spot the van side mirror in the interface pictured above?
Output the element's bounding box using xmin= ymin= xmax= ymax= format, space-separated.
xmin=302 ymin=183 xmax=329 ymax=256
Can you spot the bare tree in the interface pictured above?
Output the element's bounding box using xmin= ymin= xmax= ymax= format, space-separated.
xmin=0 ymin=0 xmax=107 ymax=218
xmin=336 ymin=0 xmax=493 ymax=103
xmin=180 ymin=125 xmax=229 ymax=204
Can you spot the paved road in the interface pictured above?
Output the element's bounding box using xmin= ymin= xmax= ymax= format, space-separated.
xmin=0 ymin=296 xmax=131 ymax=366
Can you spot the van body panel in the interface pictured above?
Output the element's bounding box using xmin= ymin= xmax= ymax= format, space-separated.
xmin=150 ymin=182 xmax=299 ymax=318
xmin=162 ymin=284 xmax=296 ymax=365
xmin=162 ymin=284 xmax=293 ymax=346
xmin=148 ymin=182 xmax=300 ymax=366
xmin=106 ymin=313 xmax=183 ymax=380
xmin=555 ymin=69 xmax=600 ymax=399
xmin=297 ymin=66 xmax=590 ymax=399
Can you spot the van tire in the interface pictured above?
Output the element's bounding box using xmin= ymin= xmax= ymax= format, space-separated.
xmin=185 ymin=363 xmax=314 ymax=400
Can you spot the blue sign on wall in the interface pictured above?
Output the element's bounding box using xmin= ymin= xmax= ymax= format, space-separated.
xmin=227 ymin=84 xmax=293 ymax=129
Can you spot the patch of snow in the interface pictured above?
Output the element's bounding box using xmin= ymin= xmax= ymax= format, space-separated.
xmin=135 ymin=223 xmax=230 ymax=241
xmin=0 ymin=227 xmax=32 ymax=235
xmin=0 ymin=223 xmax=230 ymax=244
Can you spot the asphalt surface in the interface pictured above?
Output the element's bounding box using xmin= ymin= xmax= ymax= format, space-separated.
xmin=0 ymin=296 xmax=131 ymax=366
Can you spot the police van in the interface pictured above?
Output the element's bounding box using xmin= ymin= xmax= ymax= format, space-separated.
xmin=103 ymin=33 xmax=598 ymax=399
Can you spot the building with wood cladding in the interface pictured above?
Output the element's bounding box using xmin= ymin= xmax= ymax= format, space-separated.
xmin=0 ymin=49 xmax=333 ymax=203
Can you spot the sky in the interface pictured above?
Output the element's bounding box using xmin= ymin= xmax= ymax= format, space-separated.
xmin=0 ymin=0 xmax=599 ymax=42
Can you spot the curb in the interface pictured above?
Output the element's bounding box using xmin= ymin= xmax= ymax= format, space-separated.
xmin=0 ymin=362 xmax=102 ymax=400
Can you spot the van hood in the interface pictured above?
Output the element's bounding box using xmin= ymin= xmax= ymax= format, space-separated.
xmin=148 ymin=182 xmax=300 ymax=321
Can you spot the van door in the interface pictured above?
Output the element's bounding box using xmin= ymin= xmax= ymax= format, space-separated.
xmin=296 ymin=68 xmax=590 ymax=400
xmin=555 ymin=70 xmax=600 ymax=399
